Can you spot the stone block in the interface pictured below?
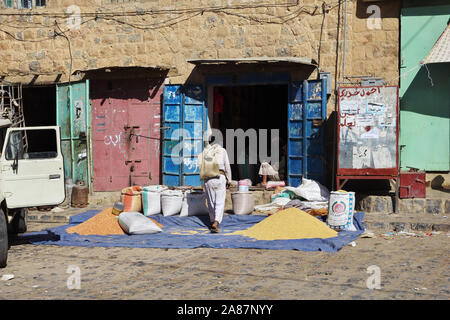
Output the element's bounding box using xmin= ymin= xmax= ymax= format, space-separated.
xmin=399 ymin=198 xmax=413 ymax=213
xmin=410 ymin=223 xmax=431 ymax=232
xmin=373 ymin=197 xmax=388 ymax=213
xmin=29 ymin=61 xmax=40 ymax=72
xmin=444 ymin=200 xmax=450 ymax=214
xmin=390 ymin=222 xmax=408 ymax=232
xmin=425 ymin=199 xmax=442 ymax=214
xmin=432 ymin=224 xmax=450 ymax=232
xmin=128 ymin=34 xmax=142 ymax=43
xmin=369 ymin=221 xmax=387 ymax=230
xmin=413 ymin=199 xmax=425 ymax=212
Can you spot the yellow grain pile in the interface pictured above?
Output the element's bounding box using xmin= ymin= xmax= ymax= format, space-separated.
xmin=232 ymin=207 xmax=338 ymax=240
xmin=66 ymin=208 xmax=125 ymax=236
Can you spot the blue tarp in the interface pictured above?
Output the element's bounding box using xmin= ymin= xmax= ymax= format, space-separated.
xmin=22 ymin=211 xmax=365 ymax=252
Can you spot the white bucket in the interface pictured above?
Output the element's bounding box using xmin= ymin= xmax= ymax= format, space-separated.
xmin=231 ymin=191 xmax=255 ymax=215
xmin=327 ymin=191 xmax=356 ymax=231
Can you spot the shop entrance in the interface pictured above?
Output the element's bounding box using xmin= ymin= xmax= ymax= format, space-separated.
xmin=209 ymin=85 xmax=288 ymax=185
xmin=22 ymin=85 xmax=58 ymax=164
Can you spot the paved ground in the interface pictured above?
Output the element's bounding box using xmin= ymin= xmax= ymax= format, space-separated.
xmin=0 ymin=219 xmax=448 ymax=300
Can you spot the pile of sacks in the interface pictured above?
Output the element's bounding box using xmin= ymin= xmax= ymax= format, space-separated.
xmin=120 ymin=185 xmax=209 ymax=217
xmin=113 ymin=185 xmax=210 ymax=235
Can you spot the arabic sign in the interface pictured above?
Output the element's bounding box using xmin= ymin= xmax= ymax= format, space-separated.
xmin=337 ymin=86 xmax=398 ymax=171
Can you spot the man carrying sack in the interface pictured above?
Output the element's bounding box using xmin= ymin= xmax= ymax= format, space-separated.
xmin=199 ymin=143 xmax=232 ymax=233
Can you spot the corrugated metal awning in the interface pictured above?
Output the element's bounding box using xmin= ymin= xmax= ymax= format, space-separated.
xmin=424 ymin=24 xmax=450 ymax=64
xmin=187 ymin=57 xmax=317 ymax=66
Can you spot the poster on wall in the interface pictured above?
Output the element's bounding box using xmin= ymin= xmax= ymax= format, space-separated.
xmin=337 ymin=86 xmax=398 ymax=173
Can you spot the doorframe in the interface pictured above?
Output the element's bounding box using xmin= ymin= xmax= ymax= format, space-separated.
xmin=204 ymin=72 xmax=293 ymax=183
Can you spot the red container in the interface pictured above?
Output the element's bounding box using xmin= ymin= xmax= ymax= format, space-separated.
xmin=399 ymin=172 xmax=426 ymax=199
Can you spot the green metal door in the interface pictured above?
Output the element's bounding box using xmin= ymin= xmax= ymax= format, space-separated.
xmin=56 ymin=81 xmax=90 ymax=186
xmin=400 ymin=5 xmax=450 ymax=171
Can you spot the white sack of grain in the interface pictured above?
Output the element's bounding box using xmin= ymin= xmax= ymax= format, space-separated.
xmin=180 ymin=191 xmax=209 ymax=217
xmin=118 ymin=211 xmax=162 ymax=235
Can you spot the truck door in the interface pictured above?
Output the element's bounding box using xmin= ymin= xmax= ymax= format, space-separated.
xmin=1 ymin=126 xmax=65 ymax=209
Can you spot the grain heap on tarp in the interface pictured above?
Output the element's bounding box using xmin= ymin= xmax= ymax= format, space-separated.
xmin=66 ymin=208 xmax=125 ymax=236
xmin=232 ymin=207 xmax=338 ymax=240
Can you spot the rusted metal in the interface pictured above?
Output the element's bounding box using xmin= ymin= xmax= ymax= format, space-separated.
xmin=71 ymin=180 xmax=89 ymax=208
xmin=91 ymin=78 xmax=163 ymax=191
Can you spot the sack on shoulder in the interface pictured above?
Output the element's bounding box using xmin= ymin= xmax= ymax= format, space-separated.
xmin=199 ymin=147 xmax=220 ymax=180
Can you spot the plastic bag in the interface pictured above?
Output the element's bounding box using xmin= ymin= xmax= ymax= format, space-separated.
xmin=118 ymin=211 xmax=162 ymax=235
xmin=284 ymin=178 xmax=330 ymax=201
xmin=180 ymin=191 xmax=209 ymax=217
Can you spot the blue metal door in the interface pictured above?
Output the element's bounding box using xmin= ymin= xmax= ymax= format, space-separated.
xmin=162 ymin=85 xmax=205 ymax=186
xmin=287 ymin=79 xmax=327 ymax=187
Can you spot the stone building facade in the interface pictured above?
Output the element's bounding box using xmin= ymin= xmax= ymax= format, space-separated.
xmin=0 ymin=0 xmax=402 ymax=191
xmin=1 ymin=0 xmax=400 ymax=100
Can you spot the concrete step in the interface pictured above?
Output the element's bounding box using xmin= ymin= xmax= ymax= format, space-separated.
xmin=362 ymin=212 xmax=450 ymax=233
xmin=356 ymin=192 xmax=450 ymax=214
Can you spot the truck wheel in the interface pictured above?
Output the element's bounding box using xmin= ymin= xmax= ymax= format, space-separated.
xmin=0 ymin=209 xmax=8 ymax=268
xmin=9 ymin=208 xmax=27 ymax=235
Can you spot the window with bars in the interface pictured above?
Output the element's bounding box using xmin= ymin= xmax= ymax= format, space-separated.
xmin=35 ymin=0 xmax=45 ymax=7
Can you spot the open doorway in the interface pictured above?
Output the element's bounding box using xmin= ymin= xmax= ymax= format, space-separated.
xmin=210 ymin=84 xmax=288 ymax=185
xmin=22 ymin=85 xmax=57 ymax=156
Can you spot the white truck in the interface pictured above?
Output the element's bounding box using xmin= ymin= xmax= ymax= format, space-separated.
xmin=0 ymin=83 xmax=65 ymax=267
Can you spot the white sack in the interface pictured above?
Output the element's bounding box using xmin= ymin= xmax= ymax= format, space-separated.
xmin=161 ymin=190 xmax=183 ymax=216
xmin=142 ymin=185 xmax=168 ymax=216
xmin=284 ymin=178 xmax=330 ymax=201
xmin=180 ymin=191 xmax=209 ymax=217
xmin=118 ymin=211 xmax=162 ymax=235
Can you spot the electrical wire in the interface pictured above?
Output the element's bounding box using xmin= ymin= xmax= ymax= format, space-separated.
xmin=0 ymin=1 xmax=302 ymax=17
xmin=54 ymin=21 xmax=73 ymax=83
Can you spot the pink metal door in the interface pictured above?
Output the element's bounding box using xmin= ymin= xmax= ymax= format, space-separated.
xmin=91 ymin=78 xmax=162 ymax=191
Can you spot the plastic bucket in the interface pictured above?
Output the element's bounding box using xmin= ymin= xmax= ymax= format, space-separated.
xmin=326 ymin=191 xmax=355 ymax=231
xmin=142 ymin=185 xmax=168 ymax=216
xmin=238 ymin=180 xmax=249 ymax=192
xmin=121 ymin=186 xmax=143 ymax=212
xmin=231 ymin=191 xmax=255 ymax=215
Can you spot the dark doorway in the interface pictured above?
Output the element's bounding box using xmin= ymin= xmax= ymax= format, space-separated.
xmin=211 ymin=84 xmax=288 ymax=184
xmin=22 ymin=85 xmax=57 ymax=154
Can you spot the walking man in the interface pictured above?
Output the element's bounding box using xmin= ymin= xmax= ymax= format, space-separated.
xmin=199 ymin=143 xmax=232 ymax=233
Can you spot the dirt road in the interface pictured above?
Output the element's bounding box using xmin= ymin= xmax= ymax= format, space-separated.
xmin=0 ymin=222 xmax=448 ymax=300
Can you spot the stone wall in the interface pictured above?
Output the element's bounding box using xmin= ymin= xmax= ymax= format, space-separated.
xmin=0 ymin=0 xmax=401 ymax=116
